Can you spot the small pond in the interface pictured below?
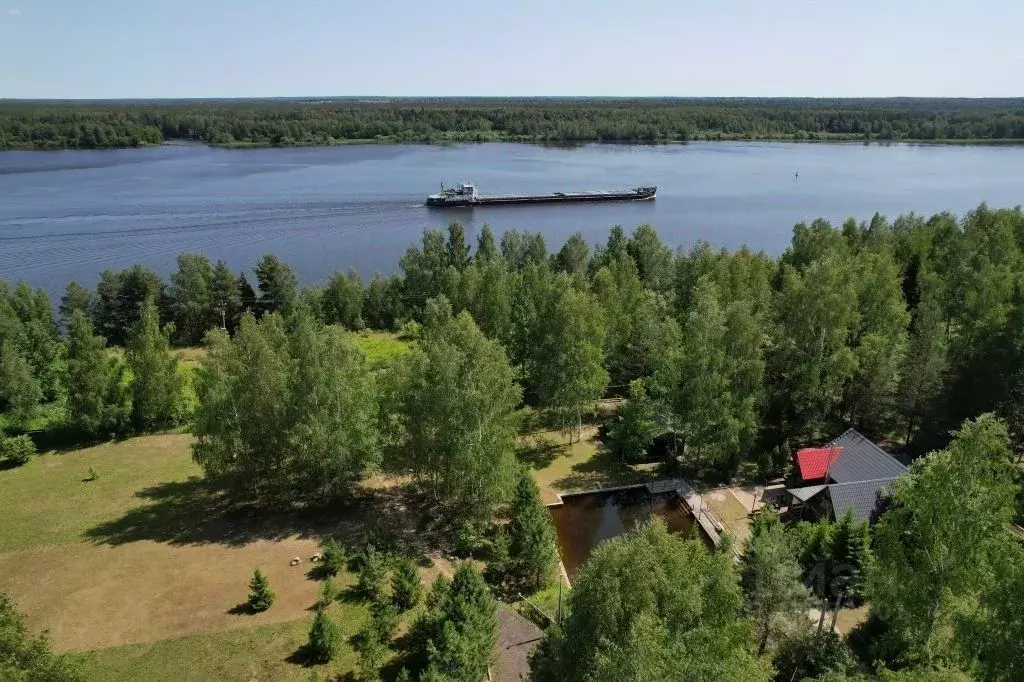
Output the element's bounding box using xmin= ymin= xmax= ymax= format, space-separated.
xmin=550 ymin=487 xmax=698 ymax=579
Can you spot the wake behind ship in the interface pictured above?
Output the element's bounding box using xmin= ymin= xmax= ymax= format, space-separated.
xmin=426 ymin=182 xmax=657 ymax=207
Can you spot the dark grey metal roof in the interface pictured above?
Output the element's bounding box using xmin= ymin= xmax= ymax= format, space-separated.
xmin=827 ymin=478 xmax=898 ymax=524
xmin=826 ymin=429 xmax=907 ymax=483
xmin=787 ymin=484 xmax=828 ymax=502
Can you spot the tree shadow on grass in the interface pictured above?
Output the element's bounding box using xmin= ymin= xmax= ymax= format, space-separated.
xmin=84 ymin=476 xmax=327 ymax=547
xmin=550 ymin=446 xmax=655 ymax=493
xmin=84 ymin=474 xmax=459 ymax=558
xmin=227 ymin=602 xmax=255 ymax=616
xmin=285 ymin=644 xmax=316 ymax=667
xmin=516 ymin=435 xmax=562 ymax=471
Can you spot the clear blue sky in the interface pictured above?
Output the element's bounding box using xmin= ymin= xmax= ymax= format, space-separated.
xmin=2 ymin=0 xmax=1022 ymax=99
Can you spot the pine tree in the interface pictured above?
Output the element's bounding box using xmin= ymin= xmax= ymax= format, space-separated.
xmin=898 ymin=284 xmax=947 ymax=446
xmin=412 ymin=563 xmax=497 ymax=681
xmin=484 ymin=527 xmax=512 ymax=589
xmin=508 ymin=468 xmax=557 ymax=591
xmin=254 ymin=254 xmax=298 ymax=316
xmin=319 ymin=579 xmax=336 ymax=608
xmin=58 ymin=280 xmax=93 ymax=333
xmin=391 ymin=557 xmax=422 ymax=612
xmin=236 ymin=271 xmax=258 ymax=315
xmin=358 ymin=546 xmax=388 ymax=602
xmin=320 ymin=538 xmax=346 ymax=577
xmin=740 ymin=508 xmax=811 ymax=655
xmin=0 ymin=433 xmax=36 ymax=466
xmin=356 ymin=602 xmax=398 ymax=682
xmin=307 ymin=605 xmax=341 ymax=663
xmin=798 ymin=519 xmax=834 ymax=599
xmin=830 ymin=509 xmax=871 ymax=602
xmin=247 ymin=569 xmax=275 ymax=612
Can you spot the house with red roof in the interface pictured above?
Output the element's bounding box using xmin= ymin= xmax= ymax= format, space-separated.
xmin=785 ymin=429 xmax=907 ymax=524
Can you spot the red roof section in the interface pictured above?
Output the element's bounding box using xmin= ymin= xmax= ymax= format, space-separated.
xmin=795 ymin=447 xmax=842 ymax=481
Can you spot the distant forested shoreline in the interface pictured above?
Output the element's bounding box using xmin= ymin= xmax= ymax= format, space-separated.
xmin=2 ymin=97 xmax=1023 ymax=150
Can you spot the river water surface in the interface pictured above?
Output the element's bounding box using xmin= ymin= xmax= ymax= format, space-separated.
xmin=2 ymin=142 xmax=1022 ymax=294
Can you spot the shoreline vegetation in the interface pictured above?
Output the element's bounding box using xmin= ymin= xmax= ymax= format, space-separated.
xmin=2 ymin=96 xmax=1023 ymax=150
xmin=3 ymin=205 xmax=1024 ymax=680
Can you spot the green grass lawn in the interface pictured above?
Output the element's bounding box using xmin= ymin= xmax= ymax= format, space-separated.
xmin=71 ymin=600 xmax=368 ymax=681
xmin=522 ymin=426 xmax=652 ymax=504
xmin=349 ymin=330 xmax=412 ymax=366
xmin=0 ymin=433 xmax=198 ymax=551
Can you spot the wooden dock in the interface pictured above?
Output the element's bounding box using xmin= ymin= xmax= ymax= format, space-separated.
xmin=666 ymin=479 xmax=725 ymax=548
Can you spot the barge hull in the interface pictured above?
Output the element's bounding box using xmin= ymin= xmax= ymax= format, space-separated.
xmin=426 ymin=185 xmax=656 ymax=207
xmin=475 ymin=190 xmax=655 ymax=206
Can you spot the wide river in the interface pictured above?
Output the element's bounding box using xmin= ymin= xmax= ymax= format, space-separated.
xmin=2 ymin=142 xmax=1022 ymax=294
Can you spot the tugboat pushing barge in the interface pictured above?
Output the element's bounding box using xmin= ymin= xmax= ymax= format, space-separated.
xmin=426 ymin=182 xmax=656 ymax=207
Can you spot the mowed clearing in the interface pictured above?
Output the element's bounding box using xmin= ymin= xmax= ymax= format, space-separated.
xmin=0 ymin=433 xmax=370 ymax=679
xmin=0 ymin=434 xmax=198 ymax=552
xmin=522 ymin=425 xmax=653 ymax=505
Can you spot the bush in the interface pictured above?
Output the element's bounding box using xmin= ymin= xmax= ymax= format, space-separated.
xmin=392 ymin=557 xmax=422 ymax=612
xmin=773 ymin=630 xmax=855 ymax=681
xmin=247 ymin=568 xmax=275 ymax=612
xmin=320 ymin=538 xmax=346 ymax=577
xmin=307 ymin=606 xmax=341 ymax=663
xmin=453 ymin=518 xmax=486 ymax=556
xmin=1 ymin=434 xmax=36 ymax=466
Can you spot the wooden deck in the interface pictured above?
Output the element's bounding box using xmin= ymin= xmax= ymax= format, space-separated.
xmin=668 ymin=479 xmax=726 ymax=548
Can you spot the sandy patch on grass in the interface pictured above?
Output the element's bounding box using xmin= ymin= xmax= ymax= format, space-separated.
xmin=0 ymin=536 xmax=327 ymax=652
xmin=702 ymin=486 xmax=754 ymax=547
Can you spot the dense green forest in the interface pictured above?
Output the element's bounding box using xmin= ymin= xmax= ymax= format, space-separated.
xmin=2 ymin=97 xmax=1024 ymax=149
xmin=2 ymin=204 xmax=1024 ymax=680
xmin=3 ymin=203 xmax=1023 ymax=465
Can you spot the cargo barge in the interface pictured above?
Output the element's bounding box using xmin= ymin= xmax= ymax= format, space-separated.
xmin=426 ymin=182 xmax=656 ymax=207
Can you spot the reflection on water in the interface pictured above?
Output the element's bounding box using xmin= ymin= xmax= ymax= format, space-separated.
xmin=550 ymin=487 xmax=697 ymax=579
